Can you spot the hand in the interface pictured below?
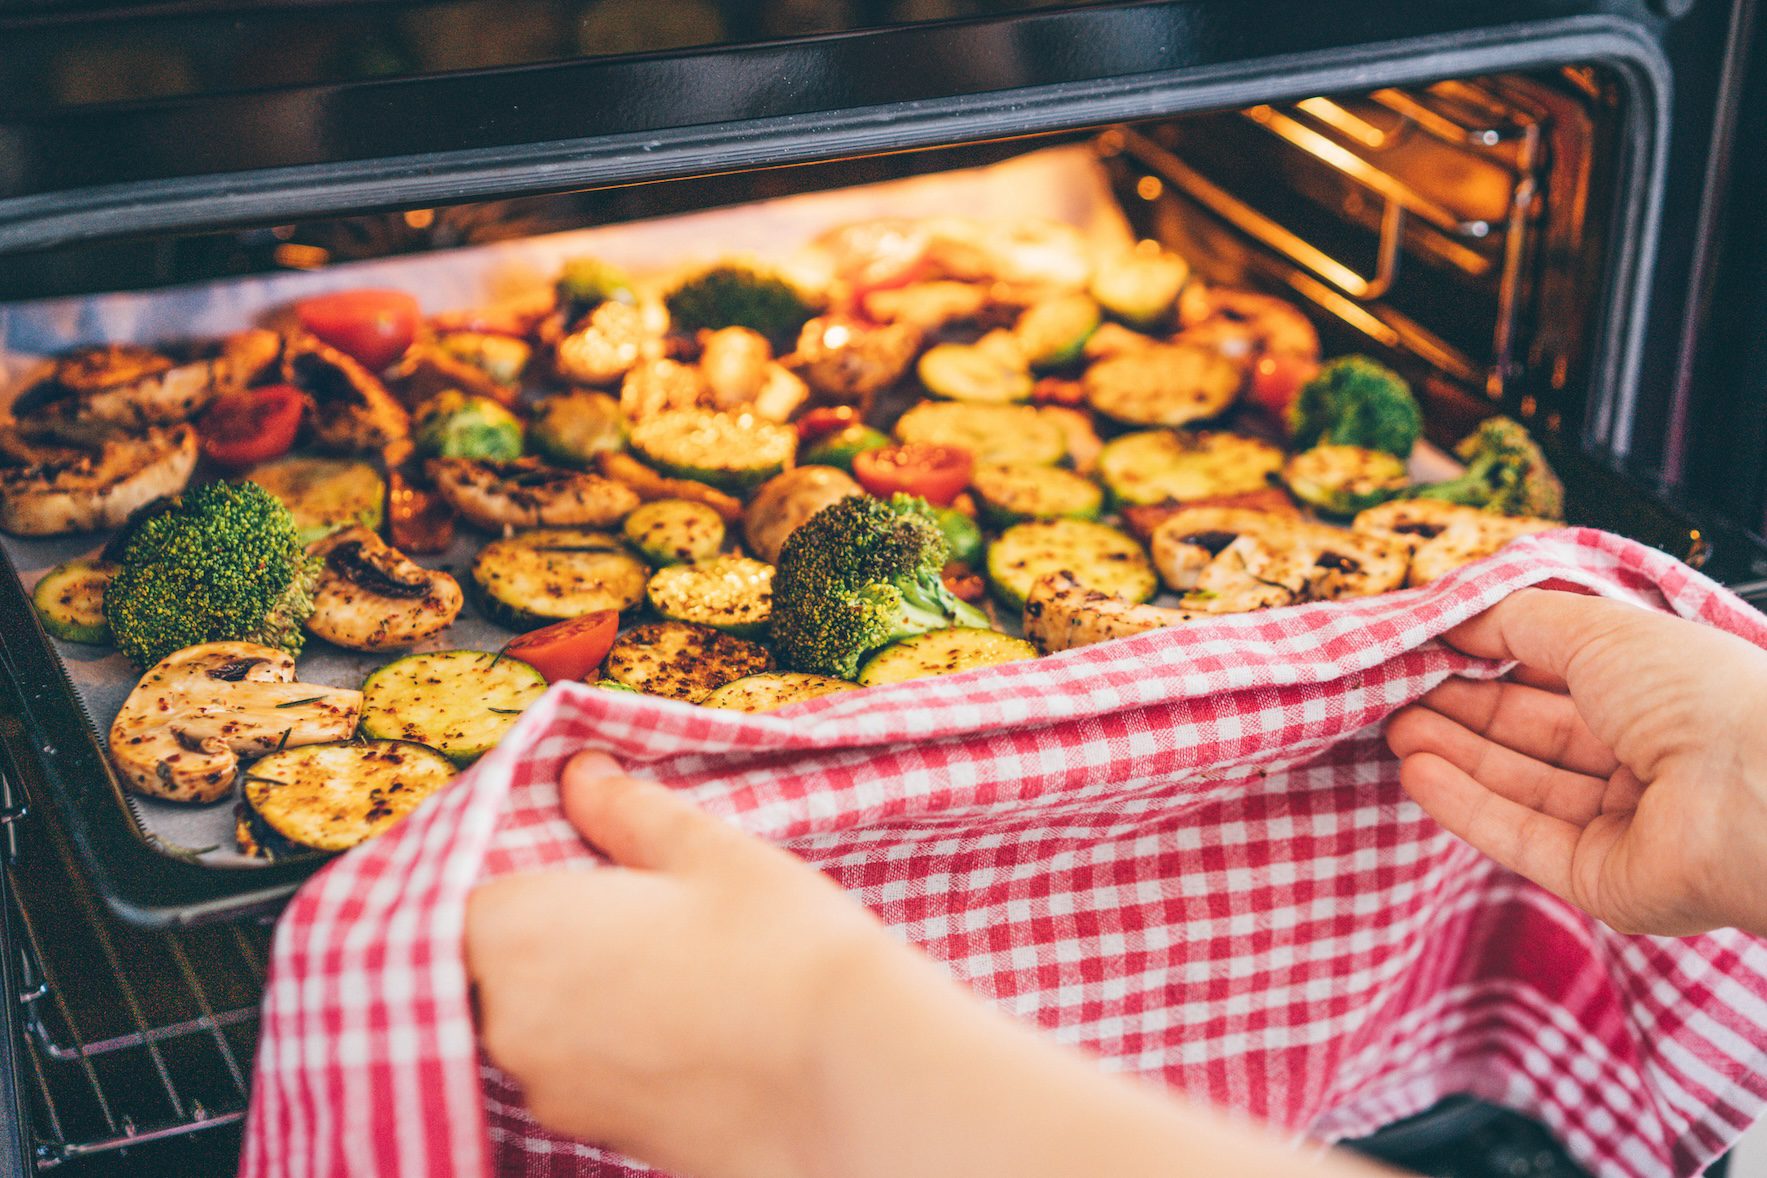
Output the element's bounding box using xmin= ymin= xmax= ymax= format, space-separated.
xmin=1386 ymin=588 xmax=1767 ymax=937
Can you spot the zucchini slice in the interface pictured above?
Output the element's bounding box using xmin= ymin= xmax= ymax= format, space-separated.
xmin=646 ymin=555 xmax=774 ymax=638
xmin=1090 ymin=248 xmax=1190 ymax=328
xmin=1014 ymin=293 xmax=1101 ymax=369
xmin=856 ymin=628 xmax=1037 ymax=686
xmin=702 ymin=672 xmax=858 ymax=712
xmin=1084 ymin=343 xmax=1243 ymax=427
xmin=628 ymin=409 xmax=797 ymax=493
xmin=1282 ymin=445 xmax=1410 ymax=516
xmin=246 ymin=457 xmax=385 ymax=544
xmin=986 ymin=519 xmax=1157 ymax=611
xmin=916 ymin=343 xmax=1033 ymax=404
xmin=1096 ymin=430 xmax=1284 ymax=507
xmin=31 ymin=558 xmax=115 ymax=644
xmin=604 ymin=621 xmax=774 ymax=703
xmin=359 ymin=650 xmax=549 ymax=765
xmin=528 ymin=391 xmax=625 ymax=468
xmin=622 ymin=499 xmax=727 ymax=566
xmin=240 ymin=739 xmax=456 ymax=855
xmin=893 ymin=402 xmax=1066 ymax=467
xmin=971 ymin=462 xmax=1104 ymax=526
xmin=471 ymin=528 xmax=649 ymax=629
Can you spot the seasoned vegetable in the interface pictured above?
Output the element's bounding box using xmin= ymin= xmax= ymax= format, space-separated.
xmin=893 ymin=401 xmax=1066 ymax=467
xmin=628 ymin=409 xmax=797 ymax=493
xmin=428 ymin=457 xmax=639 ymax=530
xmin=305 ymin=527 xmax=463 ymax=651
xmin=295 ymin=290 xmax=418 ymax=372
xmin=556 ymin=302 xmax=647 ymax=387
xmin=438 ymin=332 xmax=531 ymax=385
xmin=1083 ymin=343 xmax=1242 ymax=427
xmin=856 ymin=628 xmax=1037 ymax=686
xmin=248 ymin=456 xmax=386 ymax=544
xmin=852 ymin=444 xmax=973 ymax=507
xmin=917 ymin=343 xmax=1033 ymax=404
xmin=281 ymin=334 xmax=411 ymax=454
xmin=801 ymin=423 xmax=891 ymax=472
xmin=198 ymin=385 xmax=305 ymax=472
xmin=702 ymin=672 xmax=857 ymax=711
xmin=1411 ymin=416 xmax=1565 ymax=519
xmin=31 ymin=558 xmax=115 ymax=644
xmin=529 ymin=391 xmax=626 ymax=467
xmin=604 ymin=621 xmax=774 ymax=703
xmin=986 ymin=518 xmax=1157 ymax=611
xmin=0 ymin=423 xmax=198 ymax=538
xmin=769 ymin=494 xmax=987 ymax=680
xmin=743 ymin=466 xmax=863 ymax=565
xmin=239 ymin=740 xmax=455 ymax=856
xmin=1090 ymin=247 xmax=1190 ymax=328
xmin=359 ymin=649 xmax=548 ymax=765
xmin=971 ymin=462 xmax=1104 ymax=525
xmin=1014 ymin=293 xmax=1101 ymax=368
xmin=931 ymin=506 xmax=984 ymax=567
xmin=1096 ymin=429 xmax=1284 ymax=507
xmin=665 ymin=264 xmax=818 ymax=349
xmin=500 ymin=612 xmax=619 ymax=684
xmin=105 ymin=480 xmax=320 ymax=668
xmin=413 ymin=391 xmax=524 ymax=461
xmin=1287 ymin=355 xmax=1422 ymax=457
xmin=646 ymin=555 xmax=774 ymax=638
xmin=471 ymin=528 xmax=649 ymax=629
xmin=1282 ymin=445 xmax=1410 ymax=516
xmin=597 ymin=451 xmax=744 ymax=523
xmin=556 ymin=257 xmax=637 ymax=321
xmin=622 ymin=498 xmax=727 ymax=566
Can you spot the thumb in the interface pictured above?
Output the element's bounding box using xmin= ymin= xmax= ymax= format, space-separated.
xmin=559 ymin=750 xmax=725 ymax=872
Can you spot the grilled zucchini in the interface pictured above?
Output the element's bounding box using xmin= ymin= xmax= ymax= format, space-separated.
xmin=247 ymin=457 xmax=385 ymax=544
xmin=702 ymin=672 xmax=858 ymax=712
xmin=1096 ymin=430 xmax=1284 ymax=507
xmin=31 ymin=557 xmax=115 ymax=644
xmin=893 ymin=402 xmax=1066 ymax=467
xmin=604 ymin=621 xmax=773 ymax=703
xmin=986 ymin=519 xmax=1158 ymax=611
xmin=646 ymin=556 xmax=774 ymax=638
xmin=1282 ymin=445 xmax=1410 ymax=516
xmin=1014 ymin=293 xmax=1101 ymax=369
xmin=856 ymin=628 xmax=1037 ymax=686
xmin=970 ymin=462 xmax=1103 ymax=526
xmin=239 ymin=739 xmax=456 ymax=857
xmin=622 ymin=498 xmax=727 ymax=566
xmin=471 ymin=528 xmax=648 ymax=629
xmin=528 ymin=391 xmax=625 ymax=467
xmin=1083 ymin=343 xmax=1243 ymax=428
xmin=358 ymin=649 xmax=548 ymax=764
xmin=1090 ymin=248 xmax=1190 ymax=328
xmin=628 ymin=409 xmax=797 ymax=493
xmin=917 ymin=343 xmax=1033 ymax=404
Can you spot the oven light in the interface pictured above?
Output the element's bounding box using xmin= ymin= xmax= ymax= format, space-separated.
xmin=1136 ymin=176 xmax=1164 ymax=201
xmin=404 ymin=208 xmax=436 ymax=229
xmin=822 ymin=323 xmax=851 ymax=348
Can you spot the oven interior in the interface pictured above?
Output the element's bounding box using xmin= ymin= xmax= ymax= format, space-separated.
xmin=2 ymin=63 xmax=1753 ymax=1169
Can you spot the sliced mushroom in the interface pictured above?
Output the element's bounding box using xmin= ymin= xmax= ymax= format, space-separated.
xmin=305 ymin=527 xmax=463 ymax=651
xmin=108 ymin=641 xmax=362 ymax=803
xmin=742 ymin=466 xmax=863 ymax=565
xmin=787 ymin=316 xmax=922 ymax=402
xmin=427 ymin=456 xmax=640 ymax=531
xmin=0 ymin=423 xmax=197 ymax=537
xmin=1023 ymin=571 xmax=1204 ymax=654
xmin=15 ymin=330 xmax=282 ymax=436
xmin=1352 ymin=499 xmax=1557 ymax=586
xmin=1150 ymin=506 xmax=1408 ymax=610
xmin=283 ymin=333 xmax=411 ymax=453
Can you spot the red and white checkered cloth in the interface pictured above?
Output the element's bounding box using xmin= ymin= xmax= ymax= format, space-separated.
xmin=240 ymin=528 xmax=1767 ymax=1178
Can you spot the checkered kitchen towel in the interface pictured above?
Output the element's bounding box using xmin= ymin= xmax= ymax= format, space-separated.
xmin=240 ymin=528 xmax=1767 ymax=1178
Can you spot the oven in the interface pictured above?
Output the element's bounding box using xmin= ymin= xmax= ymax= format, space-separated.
xmin=1 ymin=0 xmax=1763 ymax=1171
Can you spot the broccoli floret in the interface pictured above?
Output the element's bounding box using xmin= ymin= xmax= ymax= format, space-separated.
xmin=555 ymin=257 xmax=636 ymax=323
xmin=665 ymin=264 xmax=819 ymax=350
xmin=1287 ymin=355 xmax=1423 ymax=457
xmin=771 ymin=493 xmax=989 ymax=679
xmin=1413 ymin=416 xmax=1564 ymax=519
xmin=105 ymin=480 xmax=320 ymax=668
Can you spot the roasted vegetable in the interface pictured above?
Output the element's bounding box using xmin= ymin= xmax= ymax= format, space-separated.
xmin=1083 ymin=343 xmax=1242 ymax=428
xmin=917 ymin=343 xmax=1033 ymax=404
xmin=930 ymin=506 xmax=985 ymax=568
xmin=646 ymin=555 xmax=774 ymax=638
xmin=1286 ymin=355 xmax=1421 ymax=457
xmin=596 ymin=451 xmax=744 ymax=523
xmin=702 ymin=672 xmax=858 ymax=711
xmin=1014 ymin=293 xmax=1101 ymax=368
xmin=412 ymin=390 xmax=524 ymax=461
xmin=556 ymin=302 xmax=648 ymax=387
xmin=603 ymin=621 xmax=774 ymax=702
xmin=1095 ymin=430 xmax=1284 ymax=507
xmin=556 ymin=257 xmax=637 ymax=322
xmin=529 ymin=391 xmax=626 ymax=467
xmin=359 ymin=649 xmax=548 ymax=764
xmin=1282 ymin=445 xmax=1410 ymax=516
xmin=471 ymin=528 xmax=649 ymax=629
xmin=437 ymin=332 xmax=531 ymax=386
xmin=105 ymin=480 xmax=320 ymax=668
xmin=893 ymin=402 xmax=1066 ymax=467
xmin=281 ymin=333 xmax=411 ymax=454
xmin=239 ymin=740 xmax=455 ymax=857
xmin=31 ymin=558 xmax=116 ymax=644
xmin=248 ymin=456 xmax=385 ymax=543
xmin=428 ymin=457 xmax=640 ymax=530
xmin=665 ymin=264 xmax=818 ymax=349
xmin=970 ymin=461 xmax=1104 ymax=526
xmin=0 ymin=423 xmax=198 ymax=537
xmin=1090 ymin=247 xmax=1189 ymax=329
xmin=800 ymin=423 xmax=890 ymax=472
xmin=742 ymin=466 xmax=863 ymax=565
xmin=856 ymin=628 xmax=1036 ymax=686
xmin=986 ymin=518 xmax=1157 ymax=612
xmin=769 ymin=494 xmax=988 ymax=680
xmin=1411 ymin=416 xmax=1565 ymax=519
xmin=628 ymin=409 xmax=797 ymax=494
xmin=305 ymin=527 xmax=463 ymax=651
xmin=623 ymin=498 xmax=727 ymax=566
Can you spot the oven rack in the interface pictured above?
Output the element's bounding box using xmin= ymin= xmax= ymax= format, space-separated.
xmin=2 ymin=764 xmax=266 ymax=1168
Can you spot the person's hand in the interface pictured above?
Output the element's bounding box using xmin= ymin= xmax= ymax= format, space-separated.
xmin=1385 ymin=588 xmax=1767 ymax=937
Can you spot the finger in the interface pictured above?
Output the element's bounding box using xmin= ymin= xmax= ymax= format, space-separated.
xmin=560 ymin=750 xmax=728 ymax=872
xmin=1508 ymin=663 xmax=1569 ymax=693
xmin=1440 ymin=588 xmax=1656 ymax=685
xmin=1416 ymin=678 xmax=1619 ymax=778
xmin=1397 ymin=751 xmax=1581 ymax=901
xmin=1385 ymin=705 xmax=1612 ymax=824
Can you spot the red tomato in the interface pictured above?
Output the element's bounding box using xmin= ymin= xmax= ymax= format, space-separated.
xmin=198 ymin=385 xmax=306 ymax=471
xmin=295 ymin=290 xmax=419 ymax=371
xmin=852 ymin=443 xmax=973 ymax=507
xmin=1249 ymin=353 xmax=1319 ymax=422
xmin=796 ymin=405 xmax=861 ymax=443
xmin=500 ymin=612 xmax=619 ymax=684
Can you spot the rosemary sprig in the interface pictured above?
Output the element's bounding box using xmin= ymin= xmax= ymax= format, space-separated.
xmin=276 ymin=695 xmax=327 ymax=709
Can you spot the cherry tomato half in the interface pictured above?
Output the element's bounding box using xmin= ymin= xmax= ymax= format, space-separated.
xmin=796 ymin=405 xmax=861 ymax=443
xmin=198 ymin=385 xmax=307 ymax=471
xmin=1249 ymin=352 xmax=1319 ymax=423
xmin=500 ymin=611 xmax=619 ymax=684
xmin=295 ymin=289 xmax=419 ymax=371
xmin=852 ymin=443 xmax=973 ymax=507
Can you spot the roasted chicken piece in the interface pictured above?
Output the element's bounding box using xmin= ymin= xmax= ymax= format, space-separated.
xmin=282 ymin=333 xmax=411 ymax=453
xmin=787 ymin=316 xmax=922 ymax=403
xmin=619 ymin=358 xmax=711 ymax=421
xmin=0 ymin=423 xmax=197 ymax=536
xmin=1353 ymin=500 xmax=1558 ymax=585
xmin=555 ymin=301 xmax=648 ymax=388
xmin=427 ymin=456 xmax=640 ymax=530
xmin=1022 ymin=571 xmax=1204 ymax=654
xmin=1150 ymin=507 xmax=1408 ymax=610
xmin=304 ymin=527 xmax=463 ymax=651
xmin=14 ymin=330 xmax=282 ymax=436
xmin=108 ymin=641 xmax=361 ymax=803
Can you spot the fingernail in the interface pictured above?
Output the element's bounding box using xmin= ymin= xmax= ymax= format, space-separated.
xmin=565 ymin=749 xmax=622 ymax=784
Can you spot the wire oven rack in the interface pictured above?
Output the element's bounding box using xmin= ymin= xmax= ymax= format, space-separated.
xmin=1 ymin=760 xmax=267 ymax=1169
